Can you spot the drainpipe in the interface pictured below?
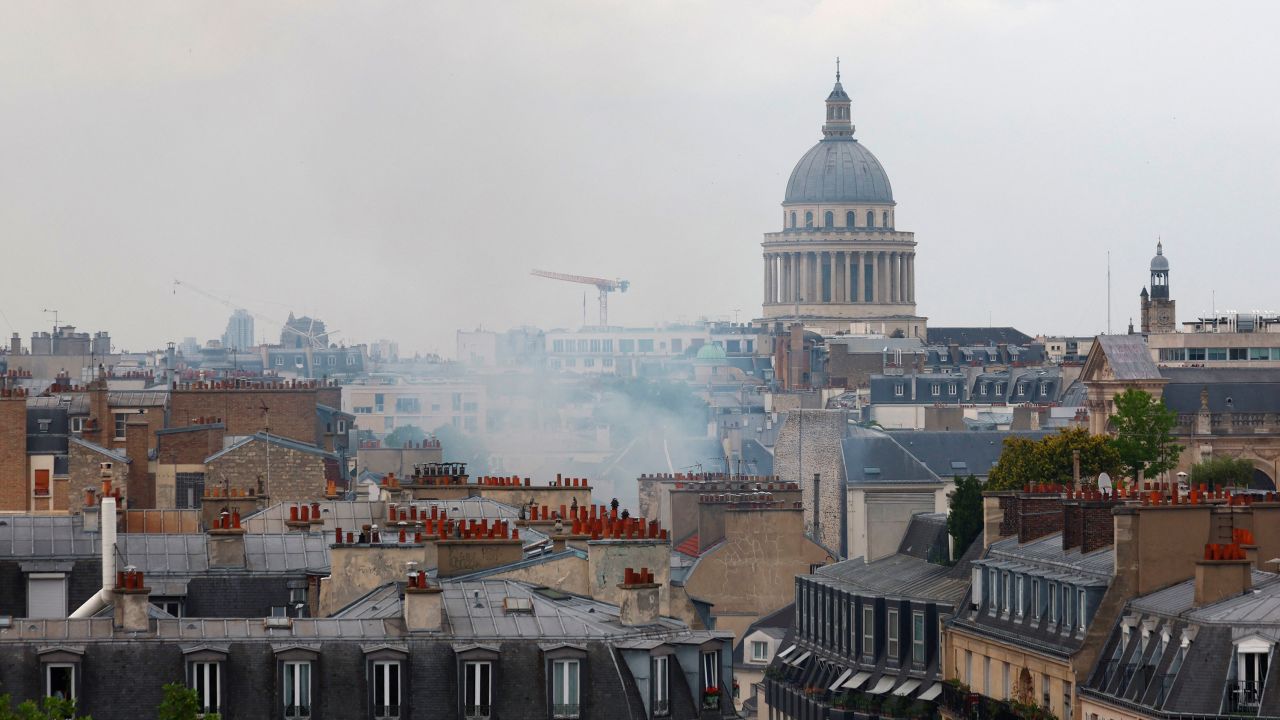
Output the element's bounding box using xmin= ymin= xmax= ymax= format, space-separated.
xmin=70 ymin=495 xmax=117 ymax=618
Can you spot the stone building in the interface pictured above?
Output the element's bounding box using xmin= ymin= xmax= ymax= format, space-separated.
xmin=203 ymin=432 xmax=338 ymax=503
xmin=760 ymin=67 xmax=926 ymax=338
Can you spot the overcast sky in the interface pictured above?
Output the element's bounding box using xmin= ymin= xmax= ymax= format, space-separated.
xmin=2 ymin=1 xmax=1278 ymax=356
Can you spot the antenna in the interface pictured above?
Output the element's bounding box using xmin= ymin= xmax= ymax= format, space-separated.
xmin=1106 ymin=251 xmax=1111 ymax=335
xmin=42 ymin=308 xmax=59 ymax=332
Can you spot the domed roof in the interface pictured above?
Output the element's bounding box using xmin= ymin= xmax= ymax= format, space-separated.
xmin=784 ymin=139 xmax=894 ymax=205
xmin=1150 ymin=242 xmax=1169 ymax=272
xmin=695 ymin=343 xmax=727 ymax=361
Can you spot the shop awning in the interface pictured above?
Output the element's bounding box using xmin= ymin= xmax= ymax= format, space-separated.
xmin=830 ymin=669 xmax=854 ymax=692
xmin=843 ymin=671 xmax=872 ymax=690
xmin=893 ymin=679 xmax=922 ymax=696
xmin=918 ymin=684 xmax=942 ymax=702
xmin=867 ymin=676 xmax=896 ymax=694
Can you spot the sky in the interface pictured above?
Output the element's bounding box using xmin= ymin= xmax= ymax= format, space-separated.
xmin=2 ymin=1 xmax=1278 ymax=357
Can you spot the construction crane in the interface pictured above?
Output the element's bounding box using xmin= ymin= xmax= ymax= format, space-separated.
xmin=172 ymin=279 xmax=339 ymax=350
xmin=530 ymin=270 xmax=629 ymax=327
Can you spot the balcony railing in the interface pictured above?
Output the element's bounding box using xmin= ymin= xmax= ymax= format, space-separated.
xmin=1230 ymin=681 xmax=1263 ymax=714
xmin=552 ymin=703 xmax=581 ymax=719
xmin=652 ymin=698 xmax=670 ymax=716
xmin=284 ymin=704 xmax=311 ymax=718
xmin=374 ymin=704 xmax=401 ymax=719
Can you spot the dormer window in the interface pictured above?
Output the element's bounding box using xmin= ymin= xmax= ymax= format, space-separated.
xmin=1236 ymin=636 xmax=1272 ymax=710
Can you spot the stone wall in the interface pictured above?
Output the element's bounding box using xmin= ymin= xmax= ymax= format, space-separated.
xmin=774 ymin=409 xmax=846 ymax=553
xmin=67 ymin=441 xmax=129 ymax=514
xmin=156 ymin=425 xmax=226 ymax=465
xmin=205 ymin=438 xmax=329 ymax=503
xmin=170 ymin=387 xmax=322 ymax=445
xmin=588 ymin=540 xmax=670 ymax=614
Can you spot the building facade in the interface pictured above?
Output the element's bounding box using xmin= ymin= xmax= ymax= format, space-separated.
xmin=761 ymin=68 xmax=925 ymax=338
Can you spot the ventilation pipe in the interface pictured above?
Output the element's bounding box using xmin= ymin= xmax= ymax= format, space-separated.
xmin=70 ymin=495 xmax=117 ymax=618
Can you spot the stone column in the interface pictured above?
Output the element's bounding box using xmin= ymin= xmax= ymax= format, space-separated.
xmin=833 ymin=252 xmax=843 ymax=303
xmin=792 ymin=252 xmax=801 ymax=303
xmin=853 ymin=251 xmax=862 ymax=303
xmin=821 ymin=251 xmax=831 ymax=303
xmin=763 ymin=254 xmax=771 ymax=305
xmin=895 ymin=252 xmax=903 ymax=303
xmin=908 ymin=253 xmax=915 ymax=303
xmin=804 ymin=252 xmax=815 ymax=304
xmin=870 ymin=252 xmax=879 ymax=304
xmin=888 ymin=252 xmax=897 ymax=303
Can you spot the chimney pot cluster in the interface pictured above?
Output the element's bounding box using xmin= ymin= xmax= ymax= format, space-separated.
xmin=410 ymin=462 xmax=468 ymax=485
xmin=116 ymin=568 xmax=145 ymax=590
xmin=205 ymin=486 xmax=255 ymax=499
xmin=172 ymin=378 xmax=333 ymax=391
xmin=622 ymin=567 xmax=657 ymax=586
xmin=213 ymin=510 xmax=242 ymax=530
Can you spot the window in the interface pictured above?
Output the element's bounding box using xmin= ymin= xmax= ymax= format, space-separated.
xmin=790 ymin=211 xmax=797 ymax=228
xmin=152 ymin=598 xmax=183 ymax=617
xmin=373 ymin=661 xmax=401 ymax=718
xmin=46 ymin=664 xmax=75 ymax=701
xmin=983 ymin=656 xmax=990 ymax=696
xmin=463 ymin=661 xmax=491 ymax=719
xmin=619 ymin=339 xmax=635 ymax=353
xmin=751 ymin=640 xmax=769 ymax=662
xmin=294 ymin=355 xmax=304 ymax=366
xmin=27 ymin=574 xmax=67 ymax=618
xmin=1003 ymin=662 xmax=1010 ymax=699
xmin=989 ymin=569 xmax=998 ymax=613
xmin=1015 ymin=576 xmax=1024 ymax=616
xmin=1230 ymin=348 xmax=1248 ymax=361
xmin=912 ymin=612 xmax=926 ymax=665
xmin=887 ymin=608 xmax=900 ymax=661
xmin=702 ymin=650 xmax=720 ymax=690
xmin=276 ymin=356 xmax=285 ymax=366
xmin=638 ymin=339 xmax=654 ymax=353
xmin=347 ymin=355 xmax=356 ymax=366
xmin=70 ymin=416 xmax=85 ymax=434
xmin=114 ymin=412 xmax=129 ymax=440
xmin=894 ymin=383 xmax=904 ymax=397
xmin=602 ymin=358 xmax=613 ymax=368
xmin=653 ymin=655 xmax=670 ymax=717
xmin=1078 ymin=591 xmax=1087 ymax=631
xmin=327 ymin=355 xmax=336 ymax=366
xmin=284 ymin=661 xmax=311 ymax=718
xmin=866 ymin=210 xmax=874 ymax=228
xmin=374 ymin=394 xmax=385 ymax=412
xmin=583 ymin=359 xmax=594 ymax=368
xmin=1016 ymin=382 xmax=1027 ymax=396
xmin=188 ymin=661 xmax=221 ymax=715
xmin=805 ymin=211 xmax=813 ymax=228
xmin=1048 ymin=583 xmax=1057 ymax=623
xmin=965 ymin=650 xmax=972 ymax=684
xmin=931 ymin=383 xmax=940 ymax=396
xmin=552 ymin=659 xmax=580 ymax=718
xmin=1188 ymin=348 xmax=1206 ymax=361
xmin=1208 ymin=348 xmax=1228 ymax=361
xmin=824 ymin=211 xmax=834 ymax=228
xmin=948 ymin=383 xmax=958 ymax=396
xmin=1003 ymin=572 xmax=1012 ymax=613
xmin=883 ymin=211 xmax=889 ymax=228
xmin=846 ymin=211 xmax=855 ymax=227
xmin=671 ymin=339 xmax=683 ymax=353
xmin=1033 ymin=579 xmax=1041 ymax=619
xmin=33 ymin=469 xmax=51 ymax=498
xmin=862 ymin=605 xmax=875 ymax=658
xmin=1250 ymin=348 xmax=1270 ymax=361
xmin=395 ymin=397 xmax=421 ymax=414
xmin=1238 ymin=642 xmax=1270 ymax=709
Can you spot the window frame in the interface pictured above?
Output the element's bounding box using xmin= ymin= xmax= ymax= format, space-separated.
xmin=911 ymin=611 xmax=926 ymax=665
xmin=886 ymin=607 xmax=900 ymax=662
xmin=463 ymin=660 xmax=492 ymax=719
xmin=551 ymin=658 xmax=581 ymax=719
xmin=44 ymin=662 xmax=77 ymax=701
xmin=371 ymin=659 xmax=402 ymax=719
xmin=750 ymin=640 xmax=769 ymax=662
xmin=187 ymin=659 xmax=222 ymax=716
xmin=283 ymin=660 xmax=312 ymax=719
xmin=652 ymin=653 xmax=671 ymax=717
xmin=862 ymin=604 xmax=875 ymax=659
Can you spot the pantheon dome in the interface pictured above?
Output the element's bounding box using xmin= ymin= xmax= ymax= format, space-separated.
xmin=759 ymin=67 xmax=925 ymax=338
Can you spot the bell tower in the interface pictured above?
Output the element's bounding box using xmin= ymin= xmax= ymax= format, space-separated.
xmin=1140 ymin=242 xmax=1176 ymax=333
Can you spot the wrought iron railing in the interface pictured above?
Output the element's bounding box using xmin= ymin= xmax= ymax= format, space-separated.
xmin=464 ymin=704 xmax=492 ymax=719
xmin=652 ymin=698 xmax=670 ymax=716
xmin=552 ymin=703 xmax=581 ymax=718
xmin=1230 ymin=681 xmax=1263 ymax=714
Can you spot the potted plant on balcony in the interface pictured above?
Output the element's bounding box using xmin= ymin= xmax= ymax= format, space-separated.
xmin=702 ymin=686 xmax=721 ymax=711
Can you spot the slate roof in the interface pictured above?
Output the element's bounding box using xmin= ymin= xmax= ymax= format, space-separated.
xmin=108 ymin=390 xmax=169 ymax=407
xmin=1094 ymin=335 xmax=1160 ymax=380
xmin=1161 ymin=367 xmax=1280 ymax=413
xmin=205 ymin=432 xmax=336 ymax=462
xmin=842 ymin=427 xmax=941 ymax=485
xmin=810 ymin=552 xmax=970 ymax=604
xmin=895 ymin=512 xmax=949 ymax=561
xmin=889 ymin=431 xmax=1051 ymax=479
xmin=926 ymin=327 xmax=1035 ymax=347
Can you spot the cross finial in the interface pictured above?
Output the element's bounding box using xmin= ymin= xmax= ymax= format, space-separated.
xmin=835 ymin=57 xmax=841 ymax=82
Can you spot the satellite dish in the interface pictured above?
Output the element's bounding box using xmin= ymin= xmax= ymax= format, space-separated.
xmin=1098 ymin=473 xmax=1113 ymax=492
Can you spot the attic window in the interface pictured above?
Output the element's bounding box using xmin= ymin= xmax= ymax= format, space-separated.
xmin=37 ymin=419 xmax=51 ymax=433
xmin=951 ymin=462 xmax=967 ymax=471
xmin=503 ymin=597 xmax=534 ymax=614
xmin=864 ymin=467 xmax=881 ymax=476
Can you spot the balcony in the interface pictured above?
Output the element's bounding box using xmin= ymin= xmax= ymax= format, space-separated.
xmin=1230 ymin=681 xmax=1263 ymax=715
xmin=552 ymin=703 xmax=581 ymax=719
xmin=464 ymin=704 xmax=492 ymax=720
xmin=938 ymin=683 xmax=1049 ymax=720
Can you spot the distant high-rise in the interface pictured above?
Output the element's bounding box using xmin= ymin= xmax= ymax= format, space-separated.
xmin=222 ymin=309 xmax=255 ymax=350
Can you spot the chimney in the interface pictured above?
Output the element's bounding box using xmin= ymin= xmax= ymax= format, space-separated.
xmin=112 ymin=567 xmax=151 ymax=633
xmin=125 ymin=419 xmax=150 ymax=508
xmin=617 ymin=567 xmax=661 ymax=626
xmin=1194 ymin=543 xmax=1253 ymax=607
xmin=403 ymin=568 xmax=444 ymax=632
xmin=208 ymin=510 xmax=246 ymax=568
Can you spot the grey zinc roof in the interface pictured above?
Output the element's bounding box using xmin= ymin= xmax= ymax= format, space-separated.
xmin=842 ymin=427 xmax=941 ymax=485
xmin=1130 ymin=571 xmax=1280 ymax=617
xmin=890 ymin=431 xmax=1051 ymax=479
xmin=810 ymin=552 xmax=970 ymax=605
xmin=205 ymin=432 xmax=336 ymax=463
xmin=68 ymin=436 xmax=131 ymax=464
xmin=985 ymin=532 xmax=1114 ymax=580
xmin=784 ymin=139 xmax=894 ymax=205
xmin=1095 ymin=335 xmax=1160 ymax=380
xmin=896 ymin=512 xmax=949 ymax=561
xmin=0 ymin=515 xmax=99 ymax=558
xmin=441 ymin=580 xmax=691 ymax=640
xmin=27 ymin=394 xmax=90 ymax=414
xmin=1160 ymin=367 xmax=1280 ymax=413
xmin=118 ymin=534 xmax=208 ymax=573
xmin=1187 ymin=575 xmax=1280 ymax=625
xmin=245 ymin=534 xmax=330 ymax=572
xmin=926 ymin=327 xmax=1035 ymax=347
xmin=108 ymin=390 xmax=168 ymax=407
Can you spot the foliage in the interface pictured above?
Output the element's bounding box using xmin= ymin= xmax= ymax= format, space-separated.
xmin=0 ymin=694 xmax=91 ymax=720
xmin=1109 ymin=389 xmax=1182 ymax=482
xmin=156 ymin=683 xmax=220 ymax=720
xmin=381 ymin=424 xmax=427 ymax=449
xmin=986 ymin=429 xmax=1124 ymax=491
xmin=1189 ymin=456 xmax=1256 ymax=489
xmin=1009 ymin=700 xmax=1057 ymax=720
xmin=946 ymin=475 xmax=984 ymax=561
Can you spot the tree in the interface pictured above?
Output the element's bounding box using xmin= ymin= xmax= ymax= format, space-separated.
xmin=383 ymin=424 xmax=427 ymax=449
xmin=1189 ymin=456 xmax=1256 ymax=489
xmin=157 ymin=683 xmax=219 ymax=720
xmin=0 ymin=694 xmax=91 ymax=720
xmin=946 ymin=474 xmax=984 ymax=561
xmin=985 ymin=429 xmax=1124 ymax=491
xmin=1109 ymin=389 xmax=1182 ymax=482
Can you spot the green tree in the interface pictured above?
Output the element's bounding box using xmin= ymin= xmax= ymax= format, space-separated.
xmin=1109 ymin=389 xmax=1182 ymax=482
xmin=985 ymin=435 xmax=1049 ymax=491
xmin=383 ymin=424 xmax=427 ymax=449
xmin=0 ymin=694 xmax=91 ymax=720
xmin=1189 ymin=456 xmax=1256 ymax=489
xmin=946 ymin=474 xmax=984 ymax=561
xmin=156 ymin=683 xmax=219 ymax=720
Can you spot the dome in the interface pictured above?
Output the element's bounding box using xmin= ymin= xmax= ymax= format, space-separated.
xmin=695 ymin=343 xmax=727 ymax=361
xmin=784 ymin=139 xmax=894 ymax=205
xmin=1150 ymin=242 xmax=1169 ymax=272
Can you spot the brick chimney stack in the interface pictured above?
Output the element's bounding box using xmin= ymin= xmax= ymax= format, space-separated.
xmin=112 ymin=567 xmax=151 ymax=632
xmin=1194 ymin=542 xmax=1252 ymax=607
xmin=617 ymin=567 xmax=661 ymax=626
xmin=403 ymin=568 xmax=443 ymax=632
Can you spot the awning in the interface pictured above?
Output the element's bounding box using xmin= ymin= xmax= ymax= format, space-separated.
xmin=843 ymin=671 xmax=872 ymax=690
xmin=918 ymin=684 xmax=942 ymax=702
xmin=867 ymin=676 xmax=896 ymax=694
xmin=893 ymin=679 xmax=922 ymax=696
xmin=789 ymin=650 xmax=812 ymax=666
xmin=778 ymin=644 xmax=797 ymax=659
xmin=830 ymin=669 xmax=853 ymax=692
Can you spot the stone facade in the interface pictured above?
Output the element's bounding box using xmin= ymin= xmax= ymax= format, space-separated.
xmin=66 ymin=439 xmax=129 ymax=515
xmin=204 ymin=436 xmax=332 ymax=503
xmin=170 ymin=385 xmax=328 ymax=445
xmin=773 ymin=409 xmax=846 ymax=552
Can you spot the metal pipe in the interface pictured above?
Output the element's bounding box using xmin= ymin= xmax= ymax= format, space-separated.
xmin=70 ymin=496 xmax=116 ymax=618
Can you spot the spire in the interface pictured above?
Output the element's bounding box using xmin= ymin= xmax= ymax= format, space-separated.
xmin=1156 ymin=240 xmax=1163 ymax=256
xmin=822 ymin=62 xmax=854 ymax=139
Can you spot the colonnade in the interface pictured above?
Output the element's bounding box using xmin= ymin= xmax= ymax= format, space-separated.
xmin=763 ymin=250 xmax=915 ymax=306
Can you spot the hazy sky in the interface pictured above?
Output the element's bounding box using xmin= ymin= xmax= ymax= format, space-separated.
xmin=3 ymin=1 xmax=1278 ymax=356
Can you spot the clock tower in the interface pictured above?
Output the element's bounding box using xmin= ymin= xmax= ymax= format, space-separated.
xmin=1139 ymin=242 xmax=1175 ymax=334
